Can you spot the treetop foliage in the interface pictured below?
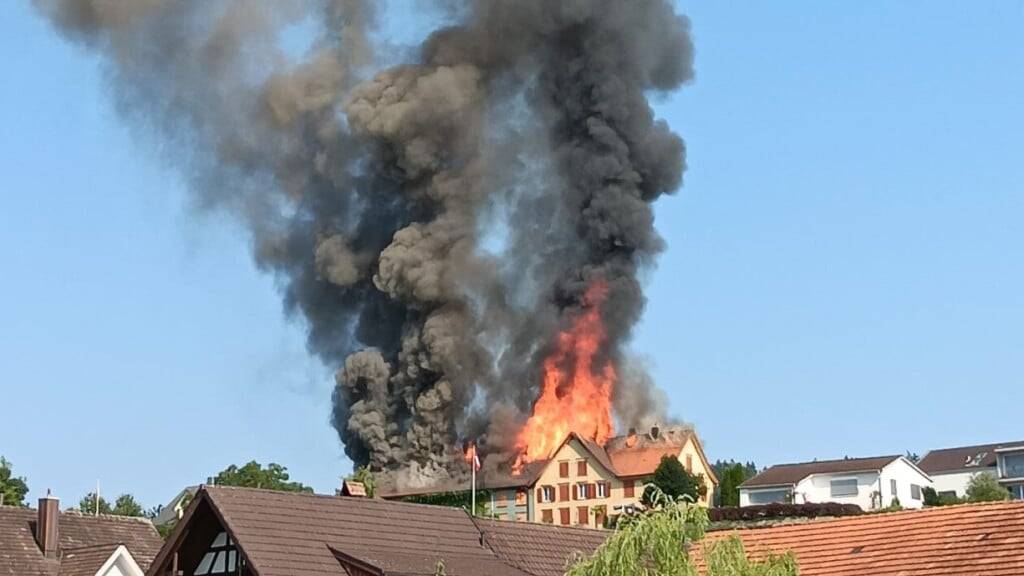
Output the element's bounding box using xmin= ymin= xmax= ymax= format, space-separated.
xmin=648 ymin=455 xmax=705 ymax=504
xmin=214 ymin=461 xmax=313 ymax=493
xmin=0 ymin=457 xmax=29 ymax=507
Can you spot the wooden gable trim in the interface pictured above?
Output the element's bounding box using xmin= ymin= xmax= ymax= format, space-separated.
xmin=145 ymin=488 xmax=259 ymax=576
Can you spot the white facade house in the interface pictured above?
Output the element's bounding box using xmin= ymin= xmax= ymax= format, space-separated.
xmin=919 ymin=441 xmax=1024 ymax=500
xmin=739 ymin=455 xmax=932 ymax=511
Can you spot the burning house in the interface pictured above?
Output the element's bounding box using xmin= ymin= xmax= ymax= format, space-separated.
xmin=36 ymin=0 xmax=697 ymax=491
xmin=383 ymin=425 xmax=718 ymax=528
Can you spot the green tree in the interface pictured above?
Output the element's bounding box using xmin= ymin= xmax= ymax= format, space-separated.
xmin=112 ymin=494 xmax=145 ymax=517
xmin=717 ymin=463 xmax=754 ymax=507
xmin=214 ymin=461 xmax=313 ymax=493
xmin=966 ymin=473 xmax=1010 ymax=503
xmin=346 ymin=466 xmax=377 ymax=498
xmin=649 ymin=456 xmax=705 ymax=503
xmin=0 ymin=457 xmax=29 ymax=507
xmin=78 ymin=493 xmax=112 ymax=515
xmin=567 ymin=489 xmax=797 ymax=576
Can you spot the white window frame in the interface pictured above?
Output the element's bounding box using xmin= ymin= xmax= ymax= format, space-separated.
xmin=596 ymin=483 xmax=608 ymax=498
xmin=541 ymin=486 xmax=555 ymax=503
xmin=747 ymin=488 xmax=791 ymax=505
xmin=575 ymin=482 xmax=588 ymax=500
xmin=830 ymin=478 xmax=859 ymax=498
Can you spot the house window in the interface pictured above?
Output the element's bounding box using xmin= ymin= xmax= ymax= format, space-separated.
xmin=624 ymin=480 xmax=635 ymax=498
xmin=540 ymin=486 xmax=555 ymax=503
xmin=578 ymin=460 xmax=588 ymax=476
xmin=1009 ymin=485 xmax=1024 ymax=500
xmin=194 ymin=532 xmax=238 ymax=575
xmin=559 ymin=508 xmax=570 ymax=525
xmin=890 ymin=479 xmax=898 ymax=498
xmin=558 ymin=484 xmax=570 ymax=502
xmin=830 ymin=478 xmax=858 ymax=498
xmin=577 ymin=506 xmax=589 ymax=525
xmin=515 ymin=489 xmax=527 ymax=506
xmin=1003 ymin=454 xmax=1024 ymax=479
xmin=597 ymin=482 xmax=608 ymax=498
xmin=910 ymin=484 xmax=922 ymax=500
xmin=542 ymin=509 xmax=553 ymax=524
xmin=748 ymin=489 xmax=790 ymax=505
xmin=559 ymin=461 xmax=570 ymax=478
xmin=575 ymin=482 xmax=588 ymax=500
xmin=686 ymin=455 xmax=693 ymax=473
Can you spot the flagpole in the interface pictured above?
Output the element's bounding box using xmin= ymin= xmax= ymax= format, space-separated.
xmin=471 ymin=444 xmax=477 ymax=517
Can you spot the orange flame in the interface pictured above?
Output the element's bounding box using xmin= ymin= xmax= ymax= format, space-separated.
xmin=513 ymin=281 xmax=615 ymax=471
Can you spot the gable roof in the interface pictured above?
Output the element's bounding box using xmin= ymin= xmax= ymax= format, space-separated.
xmin=474 ymin=518 xmax=609 ymax=576
xmin=379 ymin=428 xmax=717 ymax=498
xmin=0 ymin=506 xmax=162 ymax=576
xmin=165 ymin=485 xmax=610 ymax=576
xmin=695 ymin=501 xmax=1024 ymax=575
xmin=740 ymin=456 xmax=902 ymax=488
xmin=918 ymin=441 xmax=1024 ymax=474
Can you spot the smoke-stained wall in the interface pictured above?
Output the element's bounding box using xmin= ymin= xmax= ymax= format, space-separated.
xmin=37 ymin=0 xmax=694 ymax=489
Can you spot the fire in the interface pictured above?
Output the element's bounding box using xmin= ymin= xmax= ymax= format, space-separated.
xmin=513 ymin=281 xmax=615 ymax=471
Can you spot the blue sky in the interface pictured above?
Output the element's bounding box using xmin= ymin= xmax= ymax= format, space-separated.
xmin=1 ymin=1 xmax=1021 ymax=509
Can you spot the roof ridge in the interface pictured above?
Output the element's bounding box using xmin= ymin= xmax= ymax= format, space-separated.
xmin=768 ymin=454 xmax=901 ymax=468
xmin=923 ymin=441 xmax=1024 ymax=453
xmin=205 ymin=484 xmax=482 ymax=513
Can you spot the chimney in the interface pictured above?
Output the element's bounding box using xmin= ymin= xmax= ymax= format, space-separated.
xmin=36 ymin=494 xmax=60 ymax=558
xmin=625 ymin=428 xmax=638 ymax=448
xmin=649 ymin=425 xmax=661 ymax=441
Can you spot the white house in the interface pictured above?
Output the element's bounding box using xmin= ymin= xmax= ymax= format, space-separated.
xmin=739 ymin=455 xmax=932 ymax=510
xmin=918 ymin=441 xmax=1024 ymax=500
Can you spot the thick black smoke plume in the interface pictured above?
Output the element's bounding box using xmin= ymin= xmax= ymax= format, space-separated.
xmin=37 ymin=0 xmax=693 ymax=489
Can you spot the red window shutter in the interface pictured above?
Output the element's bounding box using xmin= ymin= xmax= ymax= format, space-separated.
xmin=537 ymin=487 xmax=543 ymax=502
xmin=587 ymin=483 xmax=596 ymax=499
xmin=686 ymin=454 xmax=693 ymax=473
xmin=559 ymin=484 xmax=570 ymax=502
xmin=542 ymin=509 xmax=553 ymax=524
xmin=559 ymin=462 xmax=569 ymax=477
xmin=578 ymin=461 xmax=588 ymax=476
xmin=577 ymin=506 xmax=588 ymax=525
xmin=624 ymin=480 xmax=635 ymax=498
xmin=560 ymin=508 xmax=570 ymax=525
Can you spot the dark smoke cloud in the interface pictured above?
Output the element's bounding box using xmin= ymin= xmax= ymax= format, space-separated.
xmin=38 ymin=0 xmax=693 ymax=488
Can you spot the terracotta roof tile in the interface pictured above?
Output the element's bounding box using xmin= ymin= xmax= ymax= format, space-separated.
xmin=474 ymin=518 xmax=609 ymax=576
xmin=0 ymin=506 xmax=162 ymax=576
xmin=695 ymin=501 xmax=1024 ymax=575
xmin=607 ymin=447 xmax=681 ymax=478
xmin=918 ymin=441 xmax=1024 ymax=474
xmin=741 ymin=456 xmax=901 ymax=487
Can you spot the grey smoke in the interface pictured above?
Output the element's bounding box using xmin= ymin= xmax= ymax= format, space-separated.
xmin=37 ymin=0 xmax=693 ymax=488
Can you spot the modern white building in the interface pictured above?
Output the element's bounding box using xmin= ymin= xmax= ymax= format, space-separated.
xmin=739 ymin=455 xmax=932 ymax=510
xmin=918 ymin=441 xmax=1024 ymax=500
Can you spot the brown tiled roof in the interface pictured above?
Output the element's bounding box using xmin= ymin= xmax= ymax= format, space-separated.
xmin=918 ymin=441 xmax=1024 ymax=474
xmin=58 ymin=544 xmax=120 ymax=576
xmin=474 ymin=518 xmax=609 ymax=576
xmin=740 ymin=456 xmax=901 ymax=488
xmin=695 ymin=501 xmax=1024 ymax=575
xmin=0 ymin=506 xmax=162 ymax=576
xmin=199 ymin=485 xmax=538 ymax=576
xmin=607 ymin=447 xmax=681 ymax=478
